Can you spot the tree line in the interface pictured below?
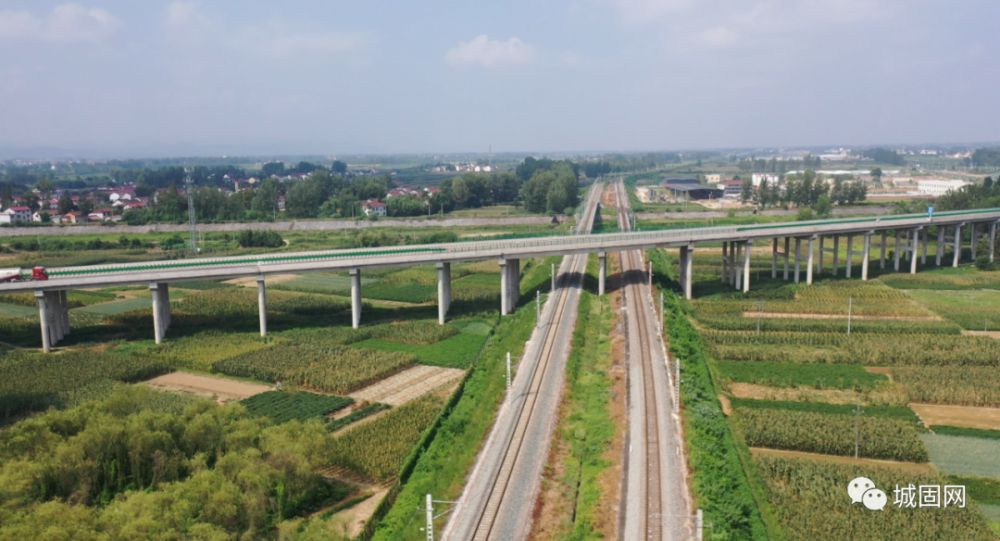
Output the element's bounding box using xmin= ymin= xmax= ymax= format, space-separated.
xmin=739 ymin=169 xmax=868 ymax=217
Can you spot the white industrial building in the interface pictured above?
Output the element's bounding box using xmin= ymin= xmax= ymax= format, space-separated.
xmin=917 ymin=179 xmax=972 ymax=196
xmin=0 ymin=206 xmax=31 ymax=223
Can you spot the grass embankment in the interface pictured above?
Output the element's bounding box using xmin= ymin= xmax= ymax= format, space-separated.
xmin=534 ymin=287 xmax=617 ymax=540
xmin=653 ymin=251 xmax=773 ymax=540
xmin=367 ymin=299 xmax=539 ymax=541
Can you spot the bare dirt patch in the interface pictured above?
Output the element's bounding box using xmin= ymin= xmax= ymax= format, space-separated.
xmin=224 ymin=274 xmax=299 ymax=287
xmin=330 ymin=486 xmax=390 ymax=538
xmin=718 ymin=394 xmax=733 ymax=416
xmin=742 ymin=312 xmax=940 ymax=321
xmin=750 ymin=447 xmax=935 ymax=474
xmin=348 ymin=365 xmax=463 ymax=406
xmin=963 ymin=330 xmax=1000 ymax=339
xmin=865 ymin=367 xmax=893 ymax=382
xmin=910 ymin=403 xmax=1000 ymax=431
xmin=144 ymin=371 xmax=272 ymax=403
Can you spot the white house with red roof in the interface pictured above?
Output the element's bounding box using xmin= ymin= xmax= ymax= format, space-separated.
xmin=0 ymin=206 xmax=31 ymax=223
xmin=361 ymin=199 xmax=387 ymax=217
xmin=88 ymin=208 xmax=115 ymax=221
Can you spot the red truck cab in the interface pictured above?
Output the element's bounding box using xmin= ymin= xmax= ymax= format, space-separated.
xmin=32 ymin=267 xmax=48 ymax=281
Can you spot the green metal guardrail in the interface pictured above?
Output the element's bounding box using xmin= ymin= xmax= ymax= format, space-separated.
xmin=735 ymin=207 xmax=1000 ymax=233
xmin=47 ymin=246 xmax=447 ymax=277
xmin=33 ymin=207 xmax=1000 ymax=280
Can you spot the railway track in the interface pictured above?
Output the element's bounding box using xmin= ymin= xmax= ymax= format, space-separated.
xmin=614 ymin=179 xmax=689 ymax=540
xmin=443 ymin=183 xmax=602 ymax=541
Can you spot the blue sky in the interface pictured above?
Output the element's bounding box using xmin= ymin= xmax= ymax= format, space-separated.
xmin=0 ymin=1 xmax=998 ymax=156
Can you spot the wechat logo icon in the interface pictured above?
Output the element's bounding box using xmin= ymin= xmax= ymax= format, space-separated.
xmin=848 ymin=477 xmax=886 ymax=511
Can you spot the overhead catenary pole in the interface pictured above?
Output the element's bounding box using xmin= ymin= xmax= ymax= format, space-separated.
xmin=847 ymin=296 xmax=853 ymax=336
xmin=506 ymin=351 xmax=512 ymax=401
xmin=853 ymin=404 xmax=865 ymax=459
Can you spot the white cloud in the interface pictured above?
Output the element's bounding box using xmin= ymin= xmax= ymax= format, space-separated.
xmin=166 ymin=1 xmax=211 ymax=43
xmin=445 ymin=35 xmax=533 ymax=68
xmin=0 ymin=3 xmax=120 ymax=44
xmin=257 ymin=31 xmax=364 ymax=60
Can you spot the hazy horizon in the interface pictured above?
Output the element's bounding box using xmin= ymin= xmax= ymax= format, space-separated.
xmin=2 ymin=1 xmax=998 ymax=157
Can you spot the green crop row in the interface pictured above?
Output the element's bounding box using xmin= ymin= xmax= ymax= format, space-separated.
xmin=717 ymin=360 xmax=888 ymax=391
xmin=704 ymin=332 xmax=1000 ymax=366
xmin=327 ymin=394 xmax=444 ymax=482
xmin=695 ymin=314 xmax=962 ymax=334
xmin=213 ymin=344 xmax=415 ymax=395
xmin=352 ymin=331 xmax=489 ymax=369
xmin=932 ymin=426 xmax=1000 ymax=440
xmin=730 ymin=398 xmax=919 ymax=423
xmin=0 ymin=348 xmax=168 ymax=417
xmin=240 ymin=391 xmax=353 ymax=424
xmin=663 ymin=286 xmax=770 ymax=540
xmin=756 ymin=456 xmax=994 ymax=540
xmin=737 ymin=408 xmax=928 ymax=462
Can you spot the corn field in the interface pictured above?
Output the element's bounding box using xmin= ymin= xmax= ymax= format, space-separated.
xmin=327 ymin=394 xmax=443 ymax=482
xmin=212 ymin=343 xmax=415 ymax=394
xmin=755 ymin=455 xmax=994 ymax=541
xmin=703 ymin=331 xmax=1000 ymax=366
xmin=893 ymin=366 xmax=1000 ymax=407
xmin=737 ymin=407 xmax=928 ymax=462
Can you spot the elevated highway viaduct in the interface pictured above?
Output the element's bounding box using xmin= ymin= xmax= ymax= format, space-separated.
xmin=3 ymin=205 xmax=998 ymax=351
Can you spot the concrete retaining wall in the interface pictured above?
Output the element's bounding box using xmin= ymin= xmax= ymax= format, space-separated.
xmin=0 ymin=215 xmax=567 ymax=238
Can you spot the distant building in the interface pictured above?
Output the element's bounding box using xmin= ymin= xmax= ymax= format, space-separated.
xmin=361 ymin=200 xmax=387 ymax=217
xmin=662 ymin=176 xmax=700 ymax=186
xmin=0 ymin=206 xmax=32 ymax=223
xmin=917 ymin=179 xmax=971 ymax=196
xmin=636 ymin=187 xmax=657 ymax=203
xmin=88 ymin=208 xmax=115 ymax=222
xmin=722 ymin=181 xmax=744 ymax=199
xmin=662 ymin=184 xmax=724 ymax=201
xmin=32 ymin=211 xmax=61 ymax=223
xmin=62 ymin=211 xmax=86 ymax=224
xmin=704 ymin=174 xmax=722 ymax=185
xmin=751 ymin=173 xmax=779 ymax=187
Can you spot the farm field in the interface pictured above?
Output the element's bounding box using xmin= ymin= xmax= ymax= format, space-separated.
xmin=651 ymin=241 xmax=1000 ymax=538
xmin=0 ymin=245 xmax=554 ymax=539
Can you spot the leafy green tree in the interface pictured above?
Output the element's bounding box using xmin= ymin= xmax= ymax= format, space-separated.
xmin=520 ymin=170 xmax=554 ymax=213
xmin=57 ymin=195 xmax=75 ymax=214
xmin=739 ymin=178 xmax=753 ymax=203
xmin=331 ymin=160 xmax=348 ymax=174
xmin=490 ymin=171 xmax=521 ymax=203
xmin=261 ymin=162 xmax=285 ymax=177
xmin=285 ymin=179 xmax=326 ymax=218
xmin=870 ymin=167 xmax=883 ymax=183
xmin=251 ymin=179 xmax=281 ymax=215
xmin=812 ymin=193 xmax=833 ymax=218
xmin=35 ymin=178 xmax=54 ymax=201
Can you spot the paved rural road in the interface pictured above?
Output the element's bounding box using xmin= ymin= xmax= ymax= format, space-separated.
xmin=617 ymin=180 xmax=693 ymax=541
xmin=440 ymin=185 xmax=601 ymax=541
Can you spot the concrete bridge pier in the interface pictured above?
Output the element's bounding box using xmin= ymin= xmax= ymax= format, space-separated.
xmin=845 ymin=235 xmax=856 ymax=278
xmin=879 ymin=231 xmax=888 ymax=269
xmin=805 ymin=236 xmax=816 ymax=285
xmin=742 ymin=241 xmax=751 ymax=293
xmin=771 ymin=239 xmax=778 ymax=278
xmin=793 ymin=238 xmax=802 ymax=284
xmin=59 ymin=290 xmax=70 ymax=338
xmin=35 ymin=291 xmax=51 ymax=353
xmin=735 ymin=242 xmax=744 ymax=291
xmin=500 ymin=258 xmax=520 ymax=316
xmin=257 ymin=275 xmax=267 ymax=337
xmin=722 ymin=241 xmax=729 ymax=285
xmin=972 ymin=223 xmax=979 ymax=261
xmin=150 ymin=282 xmax=171 ymax=344
xmin=679 ymin=245 xmax=693 ymax=299
xmin=48 ymin=291 xmax=63 ymax=344
xmin=936 ymin=226 xmax=946 ymax=266
xmin=922 ymin=228 xmax=929 ymax=265
xmin=350 ymin=268 xmax=362 ymax=329
xmin=991 ymin=222 xmax=998 ymax=262
xmin=783 ymin=237 xmax=790 ymax=280
xmin=953 ymin=223 xmax=964 ymax=267
xmin=862 ymin=232 xmax=872 ymax=281
xmin=598 ymin=252 xmax=606 ymax=296
xmin=892 ymin=229 xmax=910 ymax=272
xmin=437 ymin=262 xmax=452 ymax=324
xmin=910 ymin=227 xmax=922 ymax=274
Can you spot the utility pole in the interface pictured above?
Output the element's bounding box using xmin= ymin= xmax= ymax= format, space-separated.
xmin=853 ymin=404 xmax=865 ymax=459
xmin=847 ymin=296 xmax=853 ymax=336
xmin=551 ymin=263 xmax=556 ymax=292
xmin=536 ymin=289 xmax=540 ymax=324
xmin=185 ymin=173 xmax=198 ymax=252
xmin=426 ymin=494 xmax=433 ymax=541
xmin=756 ymin=301 xmax=765 ymax=335
xmin=506 ymin=351 xmax=512 ymax=401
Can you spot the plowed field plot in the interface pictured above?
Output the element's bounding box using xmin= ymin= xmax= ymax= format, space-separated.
xmin=911 ymin=403 xmax=1000 ymax=430
xmin=349 ymin=365 xmax=464 ymax=406
xmin=144 ymin=371 xmax=272 ymax=403
xmin=76 ymin=296 xmax=152 ymax=315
